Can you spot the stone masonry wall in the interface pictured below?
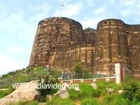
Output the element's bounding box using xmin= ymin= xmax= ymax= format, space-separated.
xmin=29 ymin=17 xmax=140 ymax=76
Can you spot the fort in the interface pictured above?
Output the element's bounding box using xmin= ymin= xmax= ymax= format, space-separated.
xmin=29 ymin=17 xmax=140 ymax=76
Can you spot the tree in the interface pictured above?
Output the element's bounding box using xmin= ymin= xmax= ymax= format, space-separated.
xmin=74 ymin=63 xmax=83 ymax=79
xmin=37 ymin=75 xmax=59 ymax=102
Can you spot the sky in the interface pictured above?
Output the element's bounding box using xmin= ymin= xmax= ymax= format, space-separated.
xmin=0 ymin=0 xmax=140 ymax=75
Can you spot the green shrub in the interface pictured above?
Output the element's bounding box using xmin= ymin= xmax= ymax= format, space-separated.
xmin=74 ymin=63 xmax=83 ymax=79
xmin=101 ymin=94 xmax=130 ymax=105
xmin=110 ymin=96 xmax=130 ymax=105
xmin=46 ymin=97 xmax=75 ymax=105
xmin=92 ymin=88 xmax=101 ymax=97
xmin=81 ymin=98 xmax=99 ymax=105
xmin=83 ymin=70 xmax=94 ymax=79
xmin=37 ymin=75 xmax=59 ymax=102
xmin=68 ymin=89 xmax=83 ymax=100
xmin=8 ymin=71 xmax=16 ymax=76
xmin=0 ymin=87 xmax=14 ymax=98
xmin=103 ymin=94 xmax=116 ymax=104
xmin=10 ymin=101 xmax=27 ymax=105
xmin=51 ymin=70 xmax=62 ymax=78
xmin=25 ymin=101 xmax=38 ymax=105
xmin=95 ymin=81 xmax=119 ymax=96
xmin=68 ymin=82 xmax=101 ymax=100
xmin=136 ymin=103 xmax=140 ymax=105
xmin=122 ymin=79 xmax=140 ymax=101
xmin=79 ymin=83 xmax=94 ymax=98
xmin=10 ymin=101 xmax=38 ymax=105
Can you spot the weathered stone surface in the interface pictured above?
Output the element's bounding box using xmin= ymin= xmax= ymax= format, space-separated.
xmin=91 ymin=83 xmax=97 ymax=89
xmin=94 ymin=19 xmax=140 ymax=76
xmin=55 ymin=89 xmax=69 ymax=99
xmin=54 ymin=83 xmax=69 ymax=99
xmin=106 ymin=88 xmax=114 ymax=94
xmin=46 ymin=94 xmax=52 ymax=101
xmin=118 ymin=90 xmax=123 ymax=94
xmin=0 ymin=81 xmax=40 ymax=105
xmin=29 ymin=17 xmax=140 ymax=76
xmin=29 ymin=17 xmax=85 ymax=70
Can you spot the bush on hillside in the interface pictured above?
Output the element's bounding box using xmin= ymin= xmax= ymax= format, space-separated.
xmin=122 ymin=79 xmax=140 ymax=101
xmin=10 ymin=101 xmax=38 ymax=105
xmin=101 ymin=94 xmax=130 ymax=105
xmin=79 ymin=82 xmax=101 ymax=98
xmin=95 ymin=81 xmax=118 ymax=95
xmin=0 ymin=87 xmax=14 ymax=98
xmin=79 ymin=83 xmax=94 ymax=98
xmin=68 ymin=89 xmax=83 ymax=100
xmin=81 ymin=98 xmax=99 ymax=105
xmin=46 ymin=97 xmax=75 ymax=105
xmin=37 ymin=75 xmax=59 ymax=102
xmin=50 ymin=70 xmax=62 ymax=78
xmin=74 ymin=63 xmax=83 ymax=79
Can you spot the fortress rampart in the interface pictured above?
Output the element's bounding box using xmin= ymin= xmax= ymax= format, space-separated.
xmin=29 ymin=17 xmax=140 ymax=76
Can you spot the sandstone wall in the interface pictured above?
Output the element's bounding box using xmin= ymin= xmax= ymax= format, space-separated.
xmin=127 ymin=25 xmax=140 ymax=74
xmin=94 ymin=19 xmax=131 ymax=75
xmin=29 ymin=17 xmax=96 ymax=70
xmin=29 ymin=17 xmax=140 ymax=76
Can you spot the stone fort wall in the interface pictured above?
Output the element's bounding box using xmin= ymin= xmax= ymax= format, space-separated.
xmin=29 ymin=17 xmax=140 ymax=76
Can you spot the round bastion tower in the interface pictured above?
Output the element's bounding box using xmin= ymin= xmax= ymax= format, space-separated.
xmin=29 ymin=17 xmax=83 ymax=69
xmin=94 ymin=19 xmax=131 ymax=76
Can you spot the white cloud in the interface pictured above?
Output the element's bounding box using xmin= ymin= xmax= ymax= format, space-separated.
xmin=109 ymin=0 xmax=116 ymax=4
xmin=0 ymin=53 xmax=25 ymax=75
xmin=81 ymin=17 xmax=104 ymax=29
xmin=29 ymin=4 xmax=51 ymax=12
xmin=120 ymin=9 xmax=130 ymax=16
xmin=29 ymin=4 xmax=51 ymax=22
xmin=85 ymin=0 xmax=95 ymax=6
xmin=119 ymin=0 xmax=137 ymax=6
xmin=136 ymin=0 xmax=140 ymax=9
xmin=53 ymin=3 xmax=83 ymax=17
xmin=7 ymin=46 xmax=25 ymax=54
xmin=0 ymin=11 xmax=24 ymax=31
xmin=0 ymin=8 xmax=36 ymax=75
xmin=52 ymin=0 xmax=71 ymax=4
xmin=0 ymin=9 xmax=36 ymax=39
xmin=81 ymin=10 xmax=116 ymax=29
xmin=93 ymin=7 xmax=106 ymax=15
xmin=10 ymin=0 xmax=26 ymax=2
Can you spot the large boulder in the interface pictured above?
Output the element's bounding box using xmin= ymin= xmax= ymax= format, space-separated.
xmin=0 ymin=80 xmax=41 ymax=105
xmin=106 ymin=88 xmax=114 ymax=94
xmin=91 ymin=83 xmax=97 ymax=89
xmin=54 ymin=83 xmax=69 ymax=99
xmin=118 ymin=90 xmax=123 ymax=94
xmin=55 ymin=89 xmax=69 ymax=99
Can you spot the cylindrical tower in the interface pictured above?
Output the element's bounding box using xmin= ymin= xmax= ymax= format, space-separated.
xmin=128 ymin=25 xmax=140 ymax=74
xmin=94 ymin=19 xmax=130 ymax=76
xmin=29 ymin=17 xmax=83 ymax=69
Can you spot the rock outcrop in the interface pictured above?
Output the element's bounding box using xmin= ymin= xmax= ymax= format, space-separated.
xmin=0 ymin=81 xmax=40 ymax=105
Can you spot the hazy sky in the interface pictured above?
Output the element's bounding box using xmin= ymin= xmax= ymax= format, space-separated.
xmin=0 ymin=0 xmax=140 ymax=75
